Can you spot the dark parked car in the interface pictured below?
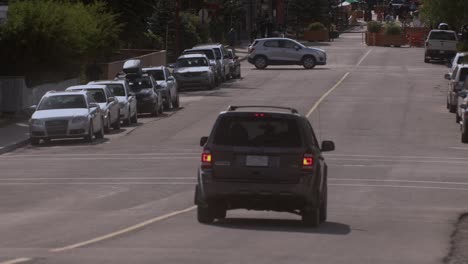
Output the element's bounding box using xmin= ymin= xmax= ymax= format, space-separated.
xmin=195 ymin=105 xmax=335 ymax=227
xmin=126 ymin=74 xmax=163 ymax=116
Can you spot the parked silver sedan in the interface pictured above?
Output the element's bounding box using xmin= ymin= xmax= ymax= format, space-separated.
xmin=29 ymin=90 xmax=104 ymax=145
xmin=88 ymin=80 xmax=138 ymax=126
xmin=143 ymin=66 xmax=180 ymax=110
xmin=172 ymin=54 xmax=216 ymax=90
xmin=66 ymin=85 xmax=121 ymax=133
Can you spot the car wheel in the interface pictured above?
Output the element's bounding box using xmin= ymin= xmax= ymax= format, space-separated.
xmin=302 ymin=204 xmax=320 ymax=228
xmin=449 ymin=104 xmax=457 ymax=113
xmin=131 ymin=109 xmax=138 ymax=123
xmin=151 ymin=103 xmax=159 ymax=117
xmin=462 ymin=126 xmax=468 ymax=143
xmin=123 ymin=108 xmax=131 ymax=126
xmin=424 ymin=57 xmax=430 ymax=63
xmin=30 ymin=138 xmax=40 ymax=146
xmin=303 ymin=56 xmax=316 ymax=69
xmin=84 ymin=123 xmax=94 ymax=143
xmin=112 ymin=111 xmax=121 ymax=130
xmin=164 ymin=94 xmax=173 ymax=111
xmin=197 ymin=205 xmax=215 ymax=224
xmin=95 ymin=119 xmax=105 ymax=139
xmin=254 ymin=56 xmax=267 ymax=69
xmin=173 ymin=94 xmax=180 ymax=108
xmin=104 ymin=115 xmax=111 ymax=133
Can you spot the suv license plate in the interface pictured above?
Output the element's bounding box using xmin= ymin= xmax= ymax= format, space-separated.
xmin=246 ymin=156 xmax=269 ymax=167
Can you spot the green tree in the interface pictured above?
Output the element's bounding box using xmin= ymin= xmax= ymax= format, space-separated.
xmin=420 ymin=0 xmax=468 ymax=31
xmin=288 ymin=0 xmax=329 ymax=32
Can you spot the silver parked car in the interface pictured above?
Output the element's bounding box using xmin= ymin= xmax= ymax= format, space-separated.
xmin=66 ymin=85 xmax=121 ymax=133
xmin=247 ymin=38 xmax=327 ymax=69
xmin=143 ymin=66 xmax=180 ymax=110
xmin=88 ymin=80 xmax=138 ymax=126
xmin=183 ymin=48 xmax=222 ymax=85
xmin=227 ymin=48 xmax=241 ymax=79
xmin=173 ymin=54 xmax=216 ymax=90
xmin=29 ymin=90 xmax=105 ymax=145
xmin=194 ymin=43 xmax=230 ymax=81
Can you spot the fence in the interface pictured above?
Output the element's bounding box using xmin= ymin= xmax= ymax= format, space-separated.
xmin=0 ymin=77 xmax=80 ymax=113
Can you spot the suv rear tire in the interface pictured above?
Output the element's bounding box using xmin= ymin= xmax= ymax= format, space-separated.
xmin=254 ymin=56 xmax=267 ymax=69
xmin=302 ymin=205 xmax=320 ymax=227
xmin=197 ymin=205 xmax=215 ymax=224
xmin=303 ymin=56 xmax=316 ymax=69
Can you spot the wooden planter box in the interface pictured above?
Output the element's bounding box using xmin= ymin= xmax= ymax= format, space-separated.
xmin=303 ymin=30 xmax=329 ymax=42
xmin=365 ymin=32 xmax=407 ymax=47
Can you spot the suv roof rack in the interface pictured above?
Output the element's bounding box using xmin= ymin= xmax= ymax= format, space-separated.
xmin=227 ymin=105 xmax=299 ymax=114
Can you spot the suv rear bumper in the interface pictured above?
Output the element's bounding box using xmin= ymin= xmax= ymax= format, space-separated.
xmin=425 ymin=49 xmax=456 ymax=59
xmin=197 ymin=170 xmax=317 ymax=210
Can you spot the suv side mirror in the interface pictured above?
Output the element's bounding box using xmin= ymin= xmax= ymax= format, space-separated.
xmin=168 ymin=63 xmax=175 ymax=68
xmin=321 ymin=140 xmax=335 ymax=152
xmin=89 ymin=103 xmax=99 ymax=108
xmin=200 ymin=136 xmax=208 ymax=147
xmin=444 ymin=73 xmax=451 ymax=80
xmin=107 ymin=97 xmax=115 ymax=103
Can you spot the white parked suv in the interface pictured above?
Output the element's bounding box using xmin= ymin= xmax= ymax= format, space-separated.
xmin=424 ymin=30 xmax=458 ymax=63
xmin=247 ymin=38 xmax=327 ymax=69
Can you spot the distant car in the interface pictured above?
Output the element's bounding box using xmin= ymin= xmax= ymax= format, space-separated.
xmin=88 ymin=80 xmax=138 ymax=126
xmin=445 ymin=65 xmax=468 ymax=114
xmin=29 ymin=90 xmax=104 ymax=145
xmin=227 ymin=48 xmax=241 ymax=79
xmin=425 ymin=30 xmax=458 ymax=63
xmin=195 ymin=105 xmax=335 ymax=227
xmin=172 ymin=54 xmax=216 ymax=90
xmin=66 ymin=85 xmax=121 ymax=132
xmin=183 ymin=48 xmax=222 ymax=85
xmin=143 ymin=66 xmax=180 ymax=110
xmin=248 ymin=38 xmax=327 ymax=69
xmin=194 ymin=43 xmax=230 ymax=81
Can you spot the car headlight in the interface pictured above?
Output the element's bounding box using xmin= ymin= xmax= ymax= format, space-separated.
xmin=71 ymin=116 xmax=87 ymax=124
xmin=30 ymin=119 xmax=44 ymax=126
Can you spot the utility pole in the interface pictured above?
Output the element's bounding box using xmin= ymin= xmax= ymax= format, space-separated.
xmin=175 ymin=0 xmax=181 ymax=56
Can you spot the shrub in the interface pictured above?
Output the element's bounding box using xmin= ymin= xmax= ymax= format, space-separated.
xmin=384 ymin=22 xmax=403 ymax=35
xmin=457 ymin=42 xmax=468 ymax=52
xmin=367 ymin=21 xmax=382 ymax=33
xmin=308 ymin=22 xmax=326 ymax=31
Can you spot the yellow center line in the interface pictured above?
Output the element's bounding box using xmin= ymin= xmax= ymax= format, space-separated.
xmin=0 ymin=258 xmax=32 ymax=264
xmin=50 ymin=206 xmax=196 ymax=253
xmin=306 ymin=72 xmax=350 ymax=117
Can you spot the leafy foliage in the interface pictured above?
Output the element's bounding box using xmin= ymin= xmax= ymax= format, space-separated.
xmin=308 ymin=22 xmax=326 ymax=31
xmin=0 ymin=0 xmax=121 ymax=76
xmin=384 ymin=22 xmax=402 ymax=36
xmin=420 ymin=0 xmax=468 ymax=30
xmin=288 ymin=0 xmax=329 ymax=29
xmin=367 ymin=21 xmax=382 ymax=33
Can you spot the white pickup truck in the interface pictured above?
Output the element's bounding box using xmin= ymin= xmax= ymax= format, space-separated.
xmin=424 ymin=30 xmax=459 ymax=63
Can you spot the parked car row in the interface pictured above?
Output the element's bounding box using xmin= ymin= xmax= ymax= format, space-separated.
xmin=171 ymin=44 xmax=241 ymax=90
xmin=29 ymin=59 xmax=180 ymax=145
xmin=444 ymin=52 xmax=468 ymax=142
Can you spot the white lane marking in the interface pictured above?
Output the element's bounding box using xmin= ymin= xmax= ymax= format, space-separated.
xmin=328 ymin=157 xmax=468 ymax=165
xmin=306 ymin=72 xmax=350 ymax=117
xmin=330 ymin=183 xmax=468 ymax=191
xmin=0 ymin=258 xmax=32 ymax=264
xmin=356 ymin=49 xmax=373 ymax=67
xmin=50 ymin=206 xmax=196 ymax=252
xmin=330 ymin=178 xmax=468 ymax=185
xmin=328 ymin=153 xmax=468 ymax=160
xmin=449 ymin=147 xmax=468 ymax=151
xmin=0 ymin=177 xmax=194 ymax=181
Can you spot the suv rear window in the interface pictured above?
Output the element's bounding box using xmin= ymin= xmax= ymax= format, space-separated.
xmin=213 ymin=115 xmax=302 ymax=148
xmin=429 ymin=31 xmax=457 ymax=41
xmin=460 ymin=68 xmax=468 ymax=82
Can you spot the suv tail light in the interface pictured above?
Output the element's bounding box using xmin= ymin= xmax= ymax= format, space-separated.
xmin=425 ymin=41 xmax=429 ymax=47
xmin=302 ymin=153 xmax=314 ymax=170
xmin=248 ymin=47 xmax=255 ymax=54
xmin=201 ymin=150 xmax=213 ymax=169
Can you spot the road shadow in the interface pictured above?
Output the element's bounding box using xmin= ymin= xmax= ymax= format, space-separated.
xmin=304 ymin=42 xmax=332 ymax=47
xmin=251 ymin=67 xmax=329 ymax=71
xmin=212 ymin=218 xmax=351 ymax=235
xmin=31 ymin=137 xmax=110 ymax=148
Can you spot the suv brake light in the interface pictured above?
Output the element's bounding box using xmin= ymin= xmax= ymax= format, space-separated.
xmin=302 ymin=153 xmax=314 ymax=169
xmin=201 ymin=150 xmax=213 ymax=169
xmin=248 ymin=47 xmax=255 ymax=54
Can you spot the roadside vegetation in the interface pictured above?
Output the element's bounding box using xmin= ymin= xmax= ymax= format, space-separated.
xmin=420 ymin=0 xmax=468 ymax=31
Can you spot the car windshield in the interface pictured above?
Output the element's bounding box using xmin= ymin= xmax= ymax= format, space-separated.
xmin=106 ymin=84 xmax=126 ymax=96
xmin=128 ymin=77 xmax=153 ymax=92
xmin=176 ymin=58 xmax=208 ymax=67
xmin=147 ymin=70 xmax=165 ymax=81
xmin=430 ymin=31 xmax=457 ymax=40
xmin=213 ymin=116 xmax=302 ymax=148
xmin=185 ymin=50 xmax=215 ymax=60
xmin=85 ymin=89 xmax=107 ymax=103
xmin=213 ymin=48 xmax=222 ymax=59
xmin=37 ymin=95 xmax=87 ymax=110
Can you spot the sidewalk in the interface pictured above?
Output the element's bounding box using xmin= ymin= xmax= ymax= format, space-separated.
xmin=0 ymin=118 xmax=30 ymax=155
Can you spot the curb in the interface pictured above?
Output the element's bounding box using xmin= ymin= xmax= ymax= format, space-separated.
xmin=0 ymin=138 xmax=30 ymax=155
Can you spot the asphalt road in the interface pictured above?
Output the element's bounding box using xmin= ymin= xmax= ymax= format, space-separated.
xmin=1 ymin=34 xmax=468 ymax=264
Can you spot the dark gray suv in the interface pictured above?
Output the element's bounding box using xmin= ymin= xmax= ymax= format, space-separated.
xmin=195 ymin=106 xmax=335 ymax=227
